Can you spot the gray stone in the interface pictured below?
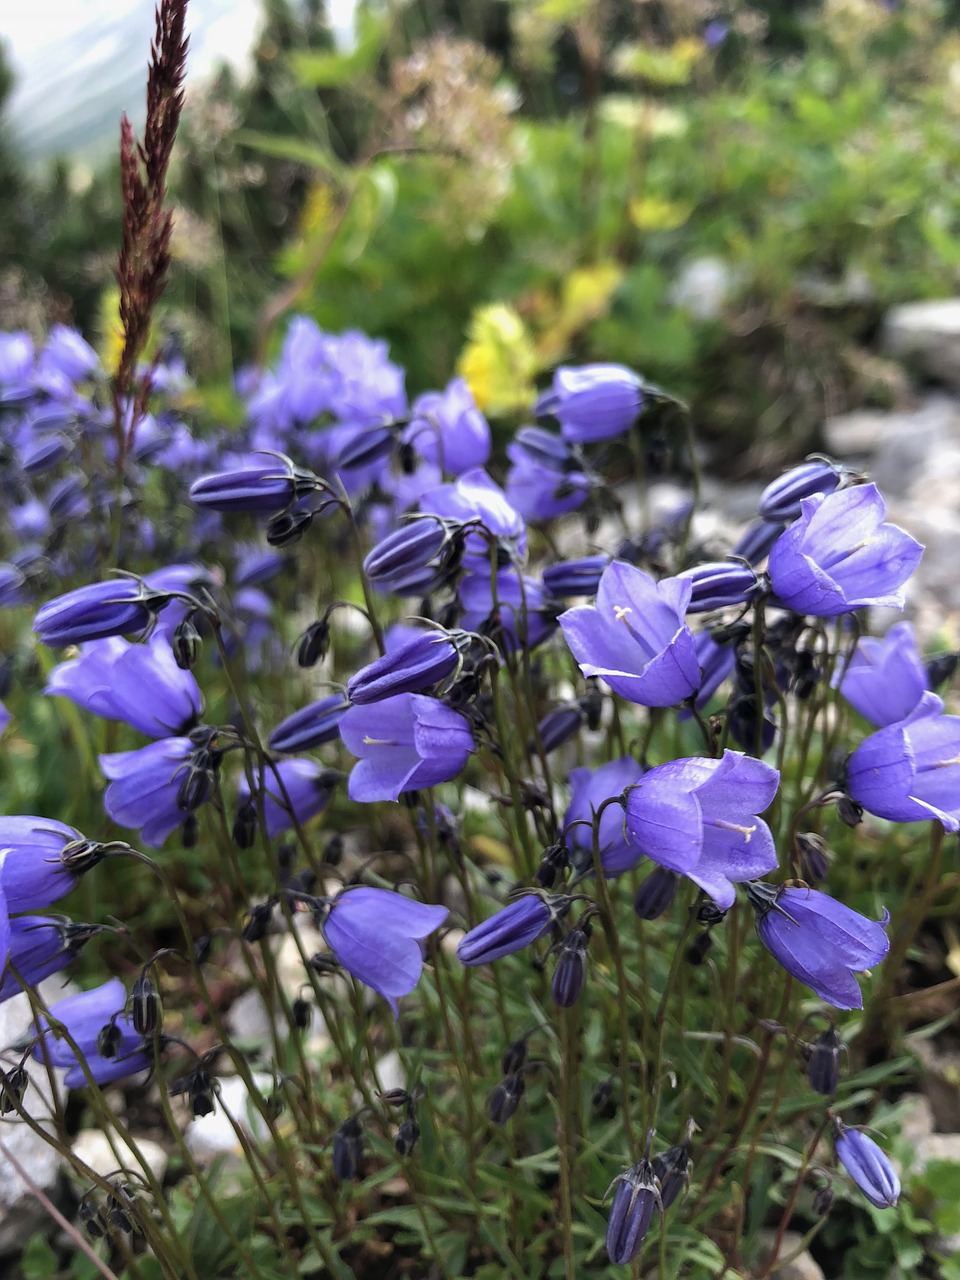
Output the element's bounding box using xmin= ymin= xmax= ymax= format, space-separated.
xmin=70 ymin=1130 xmax=168 ymax=1185
xmin=185 ymin=1073 xmax=275 ymax=1162
xmin=823 ymin=395 xmax=960 ymax=494
xmin=669 ymin=256 xmax=737 ymax=322
xmin=756 ymin=1229 xmax=826 ymax=1280
xmin=915 ymin=1133 xmax=960 ymax=1169
xmin=897 ymin=1093 xmax=936 ymax=1146
xmin=883 ymin=299 xmax=960 ymax=387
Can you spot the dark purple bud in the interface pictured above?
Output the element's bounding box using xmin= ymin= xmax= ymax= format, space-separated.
xmin=172 ymin=617 xmax=202 ymax=670
xmin=232 ymin=801 xmax=258 ymax=849
xmin=806 ymin=1026 xmax=843 ymax=1095
xmin=332 ymin=1115 xmax=364 ymax=1181
xmin=292 ymin=996 xmax=311 ymax=1029
xmin=651 ymin=1138 xmax=692 ymax=1211
xmin=592 ymin=1079 xmax=618 ymax=1120
xmin=242 ymin=901 xmax=276 ymax=943
xmin=97 ymin=1022 xmax=123 ymax=1060
xmin=732 ymin=518 xmax=787 ymax=567
xmin=795 ymin=832 xmax=829 ymax=883
xmin=268 ymin=695 xmax=350 ymax=754
xmin=346 ymin=631 xmax=460 ymax=704
xmin=336 ymin=424 xmax=397 ymax=471
xmin=105 ymin=1186 xmax=137 ymax=1234
xmin=190 ymin=454 xmax=319 ymax=515
xmin=676 ymin=561 xmax=763 ymax=613
xmin=759 ymin=458 xmax=848 ymax=523
xmin=686 ymin=931 xmax=713 ymax=965
xmin=551 ymin=924 xmax=591 ymax=1007
xmin=266 ymin=508 xmax=314 ymax=547
xmin=813 ymin=1183 xmax=834 ymax=1216
xmin=837 ymin=797 xmax=863 ymax=828
xmin=190 ymin=1074 xmax=216 ymax=1118
xmin=633 ymin=868 xmax=679 ymax=921
xmin=833 ymin=1122 xmax=900 ymax=1208
xmin=458 ymin=894 xmax=563 ymax=966
xmin=181 ymin=814 xmax=199 ymax=848
xmin=131 ymin=971 xmax=162 ymax=1036
xmin=296 ymin=620 xmax=331 ymax=668
xmin=605 ymin=1159 xmax=661 ymax=1265
xmin=927 ymin=652 xmax=958 ymax=691
xmin=34 ymin=579 xmax=165 ymax=647
xmin=395 ymin=1117 xmax=421 ymax=1156
xmin=488 ymin=1072 xmax=525 ymax=1124
xmin=534 ymin=705 xmax=581 ymax=755
xmin=79 ymin=1197 xmax=107 ymax=1240
xmin=0 ymin=1066 xmax=28 ymax=1114
xmin=580 ymin=684 xmax=604 ymax=730
xmin=535 ymin=842 xmax=569 ymax=889
xmin=500 ymin=1037 xmax=528 ymax=1077
xmin=363 ymin=519 xmax=452 ymax=597
xmin=696 ymin=900 xmax=726 ymax=927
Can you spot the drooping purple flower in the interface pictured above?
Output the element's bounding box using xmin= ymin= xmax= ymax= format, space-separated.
xmin=404 ymin=378 xmax=491 ymax=474
xmin=536 ymin=364 xmax=644 ymax=444
xmin=0 ymin=817 xmax=107 ymax=910
xmin=505 ymin=427 xmax=592 ymax=521
xmin=832 ymin=620 xmax=929 ymax=727
xmin=458 ymin=894 xmax=559 ymax=966
xmin=268 ymin=695 xmax=351 ymax=754
xmin=238 ymin=758 xmax=339 ymax=839
xmin=459 ymin=569 xmax=560 ymax=654
xmin=419 ymin=469 xmax=526 ymax=573
xmin=322 ymin=886 xmax=448 ymax=1015
xmin=542 ymin=555 xmax=609 ymax=600
xmin=559 ymin=561 xmax=700 ymax=707
xmin=0 ymin=916 xmax=102 ymax=1003
xmin=340 ymin=694 xmax=474 ymax=802
xmin=691 ymin=630 xmax=737 ymax=708
xmin=833 ymin=1122 xmax=900 ymax=1209
xmin=100 ymin=733 xmax=219 ymax=847
xmin=623 ymin=751 xmax=779 ymax=908
xmin=36 ymin=325 xmax=100 ymax=388
xmin=363 ymin=517 xmax=456 ymax=597
xmin=34 ymin=579 xmax=166 ymax=647
xmin=748 ymin=882 xmax=889 ymax=1009
xmin=767 ymin=483 xmax=923 ymax=617
xmin=675 ymin=561 xmax=762 ymax=614
xmin=845 ymin=691 xmax=960 ymax=828
xmin=346 ymin=631 xmax=461 ymax=704
xmin=189 ymin=453 xmax=319 ymax=515
xmin=605 ymin=1159 xmax=661 ymax=1264
xmin=563 ymin=757 xmax=646 ymax=877
xmin=32 ymin=977 xmax=151 ymax=1087
xmin=759 ymin=458 xmax=849 ymax=523
xmin=45 ymin=636 xmax=202 ymax=737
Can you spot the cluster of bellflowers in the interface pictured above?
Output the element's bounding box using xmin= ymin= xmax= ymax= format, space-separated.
xmin=0 ymin=316 xmax=943 ymax=1271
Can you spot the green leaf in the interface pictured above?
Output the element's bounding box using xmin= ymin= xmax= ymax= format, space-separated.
xmin=235 ymin=132 xmax=350 ymax=187
xmin=289 ymin=11 xmax=387 ymax=88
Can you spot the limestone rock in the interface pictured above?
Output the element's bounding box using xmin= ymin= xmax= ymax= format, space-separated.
xmin=70 ymin=1130 xmax=168 ymax=1185
xmin=756 ymin=1229 xmax=826 ymax=1280
xmin=883 ymin=300 xmax=960 ymax=387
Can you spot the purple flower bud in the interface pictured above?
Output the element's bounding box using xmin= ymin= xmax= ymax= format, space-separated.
xmin=322 ymin=886 xmax=447 ymax=1015
xmin=759 ymin=459 xmax=849 ymax=522
xmin=633 ymin=867 xmax=680 ymax=920
xmin=189 ymin=453 xmax=318 ymax=515
xmin=346 ymin=631 xmax=460 ymax=704
xmin=537 ymin=364 xmax=644 ymax=444
xmin=832 ymin=620 xmax=929 ymax=727
xmin=542 ymin=555 xmax=610 ymax=599
xmin=404 ymin=378 xmax=491 ymax=474
xmin=458 ymin=894 xmax=560 ymax=966
xmin=605 ymin=1159 xmax=661 ymax=1264
xmin=335 ymin=423 xmax=397 ymax=471
xmin=551 ymin=923 xmax=591 ymax=1007
xmin=624 ymin=751 xmax=779 ymax=908
xmin=489 ymin=1072 xmax=526 ymax=1124
xmin=732 ymin=518 xmax=789 ymax=567
xmin=806 ymin=1026 xmax=843 ymax=1095
xmin=34 ymin=579 xmax=165 ymax=647
xmin=768 ymin=483 xmax=923 ymax=617
xmin=340 ymin=693 xmax=474 ymax=802
xmin=332 ymin=1115 xmax=364 ymax=1181
xmin=100 ymin=735 xmax=216 ymax=848
xmin=833 ymin=1122 xmax=900 ymax=1208
xmin=0 ymin=563 xmax=26 ymax=608
xmin=505 ymin=427 xmax=592 ymax=521
xmin=19 ymin=432 xmax=73 ymax=476
xmin=267 ymin=696 xmax=351 ymax=753
xmin=748 ymin=882 xmax=889 ymax=1009
xmin=846 ymin=691 xmax=960 ymax=829
xmin=675 ymin=561 xmax=763 ymax=613
xmin=363 ymin=518 xmax=453 ymax=597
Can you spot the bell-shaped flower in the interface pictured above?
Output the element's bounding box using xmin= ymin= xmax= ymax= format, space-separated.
xmin=748 ymin=882 xmax=889 ymax=1010
xmin=346 ymin=630 xmax=461 ymax=704
xmin=32 ymin=977 xmax=151 ymax=1087
xmin=458 ymin=894 xmax=561 ymax=966
xmin=403 ymin=378 xmax=491 ymax=474
xmin=34 ymin=579 xmax=166 ymax=647
xmin=238 ymin=759 xmax=339 ymax=839
xmin=322 ymin=886 xmax=447 ymax=1015
xmin=189 ymin=452 xmax=319 ymax=514
xmin=563 ymin=757 xmax=646 ymax=877
xmin=458 ymin=569 xmax=560 ymax=655
xmin=605 ymin=1159 xmax=661 ymax=1265
xmin=833 ymin=1122 xmax=900 ymax=1209
xmin=536 ymin=363 xmax=644 ymax=444
xmin=0 ymin=916 xmax=102 ymax=1003
xmin=559 ymin=561 xmax=700 ymax=707
xmin=832 ymin=620 xmax=929 ymax=727
xmin=846 ymin=692 xmax=960 ymax=829
xmin=623 ymin=751 xmax=779 ymax=909
xmin=0 ymin=817 xmax=106 ymax=911
xmin=768 ymin=483 xmax=923 ymax=617
xmin=419 ymin=469 xmax=526 ymax=573
xmin=505 ymin=427 xmax=592 ymax=521
xmin=46 ymin=636 xmax=202 ymax=737
xmin=100 ymin=732 xmax=221 ymax=847
xmin=339 ymin=694 xmax=473 ymax=802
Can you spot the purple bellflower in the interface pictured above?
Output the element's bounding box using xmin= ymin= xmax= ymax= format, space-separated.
xmin=267 ymin=695 xmax=351 ymax=754
xmin=189 ymin=453 xmax=319 ymax=515
xmin=34 ymin=579 xmax=167 ymax=647
xmin=346 ymin=630 xmax=461 ymax=704
xmin=605 ymin=1158 xmax=661 ymax=1264
xmin=563 ymin=757 xmax=646 ymax=877
xmin=748 ymin=882 xmax=889 ymax=1009
xmin=0 ymin=817 xmax=110 ymax=911
xmin=832 ymin=620 xmax=929 ymax=727
xmin=623 ymin=752 xmax=780 ymax=909
xmin=46 ymin=636 xmax=202 ymax=737
xmin=833 ymin=1122 xmax=900 ymax=1209
xmin=100 ymin=732 xmax=222 ymax=848
xmin=559 ymin=561 xmax=700 ymax=707
xmin=322 ymin=886 xmax=448 ymax=1015
xmin=403 ymin=378 xmax=491 ymax=474
xmin=419 ymin=469 xmax=526 ymax=574
xmin=458 ymin=569 xmax=560 ymax=655
xmin=340 ymin=694 xmax=474 ymax=802
xmin=505 ymin=426 xmax=592 ymax=521
xmin=845 ymin=691 xmax=960 ymax=829
xmin=238 ymin=759 xmax=339 ymax=839
xmin=32 ymin=978 xmax=151 ymax=1087
xmin=458 ymin=894 xmax=561 ymax=966
xmin=0 ymin=916 xmax=103 ymax=1003
xmin=758 ymin=458 xmax=848 ymax=523
xmin=767 ymin=483 xmax=923 ymax=617
xmin=536 ymin=363 xmax=644 ymax=444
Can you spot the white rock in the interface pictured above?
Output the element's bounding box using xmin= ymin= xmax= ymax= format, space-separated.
xmin=897 ymin=1093 xmax=936 ymax=1146
xmin=669 ymin=256 xmax=736 ymax=322
xmin=884 ymin=299 xmax=960 ymax=387
xmin=70 ymin=1130 xmax=168 ymax=1185
xmin=227 ymin=987 xmax=279 ymax=1048
xmin=915 ymin=1132 xmax=960 ymax=1169
xmin=756 ymin=1230 xmax=826 ymax=1280
xmin=185 ymin=1073 xmax=275 ymax=1162
xmin=374 ymin=1050 xmax=405 ymax=1099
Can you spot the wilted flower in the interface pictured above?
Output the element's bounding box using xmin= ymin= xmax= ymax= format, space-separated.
xmin=833 ymin=1121 xmax=900 ymax=1208
xmin=768 ymin=483 xmax=923 ymax=617
xmin=340 ymin=694 xmax=474 ymax=802
xmin=322 ymin=887 xmax=447 ymax=1015
xmin=537 ymin=363 xmax=644 ymax=444
xmin=748 ymin=882 xmax=889 ymax=1009
xmin=624 ymin=751 xmax=779 ymax=908
xmin=559 ymin=561 xmax=700 ymax=707
xmin=832 ymin=620 xmax=929 ymax=727
xmin=404 ymin=377 xmax=491 ymax=474
xmin=846 ymin=691 xmax=960 ymax=829
xmin=46 ymin=636 xmax=202 ymax=737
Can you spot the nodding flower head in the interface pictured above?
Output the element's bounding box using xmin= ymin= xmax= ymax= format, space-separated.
xmin=833 ymin=1120 xmax=900 ymax=1209
xmin=189 ymin=452 xmax=320 ymax=515
xmin=34 ymin=578 xmax=169 ymax=647
xmin=458 ymin=892 xmax=572 ymax=966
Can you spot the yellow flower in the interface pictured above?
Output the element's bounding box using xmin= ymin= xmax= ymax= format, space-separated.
xmin=457 ymin=304 xmax=537 ymax=415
